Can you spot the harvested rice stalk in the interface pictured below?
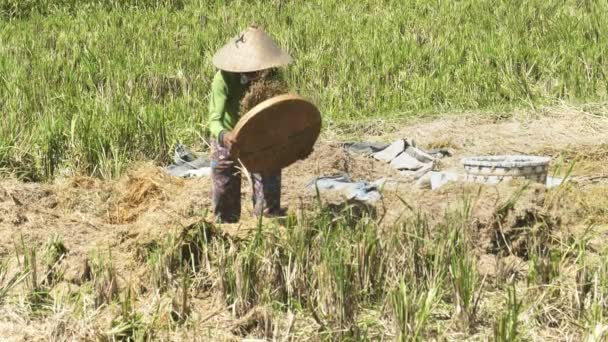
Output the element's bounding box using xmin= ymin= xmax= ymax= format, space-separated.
xmin=239 ymin=72 xmax=289 ymax=116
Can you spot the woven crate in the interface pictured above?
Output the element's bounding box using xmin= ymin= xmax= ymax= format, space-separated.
xmin=461 ymin=155 xmax=551 ymax=185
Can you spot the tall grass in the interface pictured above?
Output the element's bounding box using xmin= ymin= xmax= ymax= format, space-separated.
xmin=0 ymin=0 xmax=607 ymax=179
xmin=1 ymin=185 xmax=608 ymax=339
xmin=493 ymin=284 xmax=522 ymax=342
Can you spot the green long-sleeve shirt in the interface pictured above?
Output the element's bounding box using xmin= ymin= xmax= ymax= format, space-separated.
xmin=208 ymin=71 xmax=248 ymax=139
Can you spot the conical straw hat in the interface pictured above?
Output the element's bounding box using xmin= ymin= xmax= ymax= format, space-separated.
xmin=212 ymin=26 xmax=293 ymax=73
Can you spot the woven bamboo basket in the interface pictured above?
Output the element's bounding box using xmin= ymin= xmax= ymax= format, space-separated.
xmin=461 ymin=155 xmax=551 ymax=185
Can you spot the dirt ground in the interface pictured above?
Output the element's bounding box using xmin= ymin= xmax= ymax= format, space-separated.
xmin=1 ymin=109 xmax=607 ymax=340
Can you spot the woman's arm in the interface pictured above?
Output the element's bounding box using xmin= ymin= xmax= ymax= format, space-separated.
xmin=208 ymin=72 xmax=228 ymax=144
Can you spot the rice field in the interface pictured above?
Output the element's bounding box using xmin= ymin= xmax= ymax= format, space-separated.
xmin=1 ymin=1 xmax=608 ymax=341
xmin=1 ymin=147 xmax=607 ymax=340
xmin=1 ymin=0 xmax=607 ymax=179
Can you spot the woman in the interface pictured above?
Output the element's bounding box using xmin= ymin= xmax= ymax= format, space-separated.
xmin=208 ymin=26 xmax=294 ymax=223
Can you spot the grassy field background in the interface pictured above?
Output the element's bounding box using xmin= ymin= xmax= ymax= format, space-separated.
xmin=1 ymin=0 xmax=607 ymax=179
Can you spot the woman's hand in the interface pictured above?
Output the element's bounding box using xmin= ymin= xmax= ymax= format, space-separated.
xmin=221 ymin=131 xmax=236 ymax=149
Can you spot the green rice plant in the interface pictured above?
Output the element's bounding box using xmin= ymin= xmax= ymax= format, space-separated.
xmin=527 ymin=247 xmax=561 ymax=286
xmin=1 ymin=0 xmax=186 ymax=20
xmin=42 ymin=235 xmax=68 ymax=267
xmin=524 ymin=214 xmax=561 ymax=286
xmin=449 ymin=249 xmax=484 ymax=333
xmin=252 ymin=203 xmax=383 ymax=338
xmin=89 ymin=250 xmax=119 ymax=308
xmin=232 ymin=257 xmax=256 ymax=316
xmin=581 ymin=262 xmax=608 ymax=342
xmin=391 ymin=277 xmax=439 ymax=341
xmin=402 ymin=212 xmax=449 ymax=289
xmin=96 ymin=142 xmax=130 ymax=179
xmin=392 ymin=199 xmax=471 ymax=290
xmin=170 ymin=268 xmax=191 ymax=323
xmin=218 ymin=224 xmax=277 ymax=317
xmin=573 ymin=226 xmax=595 ymax=316
xmin=146 ymin=234 xmax=180 ymax=292
xmin=0 ymin=259 xmax=30 ymax=304
xmin=179 ymin=220 xmax=220 ymax=275
xmin=25 ymin=288 xmax=53 ymax=317
xmin=145 ymin=220 xmax=223 ymax=293
xmin=383 ymin=219 xmax=448 ymax=338
xmin=577 ymin=263 xmax=593 ymax=317
xmin=582 ymin=296 xmax=607 ymax=341
xmin=28 ymin=248 xmax=38 ymax=291
xmin=232 ymin=230 xmax=264 ymax=317
xmin=12 ymin=239 xmax=54 ymax=315
xmin=446 ymin=206 xmax=484 ymax=333
xmin=355 ymin=219 xmax=387 ymax=303
xmin=405 ymin=213 xmax=432 ymax=281
xmin=42 ymin=234 xmax=68 ymax=285
xmin=493 ymin=284 xmax=523 ymax=342
xmin=227 ymin=222 xmax=291 ymax=317
xmin=316 ymin=231 xmax=358 ymax=336
xmin=107 ymin=285 xmax=153 ymax=342
xmin=494 ymin=183 xmax=530 ymax=222
xmin=385 ymin=207 xmax=465 ymax=338
xmin=281 ymin=211 xmax=321 ymax=309
xmin=13 ymin=235 xmax=39 ymax=291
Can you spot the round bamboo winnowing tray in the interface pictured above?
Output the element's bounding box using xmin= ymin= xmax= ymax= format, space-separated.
xmin=462 ymin=155 xmax=551 ymax=184
xmin=231 ymin=94 xmax=321 ymax=173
